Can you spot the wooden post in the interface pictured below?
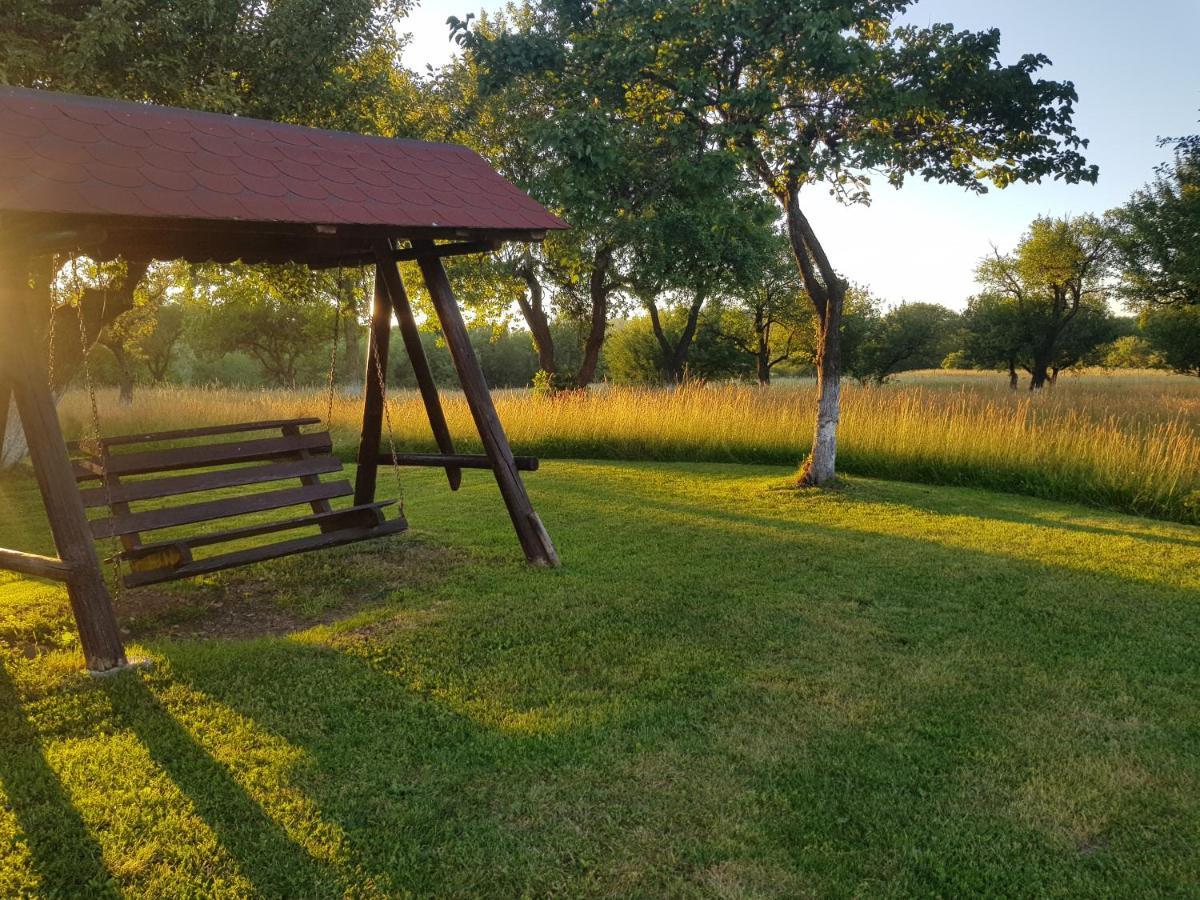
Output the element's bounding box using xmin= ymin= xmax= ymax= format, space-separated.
xmin=354 ymin=267 xmax=393 ymax=505
xmin=372 ymin=239 xmax=462 ymax=491
xmin=0 ymin=260 xmax=126 ymax=671
xmin=414 ymin=242 xmax=559 ymax=567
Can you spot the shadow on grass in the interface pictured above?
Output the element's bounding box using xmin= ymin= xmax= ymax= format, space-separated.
xmin=0 ymin=665 xmax=117 ymax=897
xmin=98 ymin=672 xmax=348 ymax=899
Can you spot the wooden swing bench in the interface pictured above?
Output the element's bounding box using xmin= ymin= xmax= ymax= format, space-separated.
xmin=72 ymin=418 xmax=408 ymax=588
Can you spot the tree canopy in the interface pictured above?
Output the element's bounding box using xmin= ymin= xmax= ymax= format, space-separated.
xmin=1111 ymin=126 xmax=1200 ymax=307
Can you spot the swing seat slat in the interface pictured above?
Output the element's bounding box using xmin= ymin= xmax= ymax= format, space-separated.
xmin=90 ymin=480 xmax=354 ymax=540
xmin=123 ymin=517 xmax=410 ymax=588
xmin=75 ymin=431 xmax=334 ymax=480
xmin=78 ymin=456 xmax=346 ymax=509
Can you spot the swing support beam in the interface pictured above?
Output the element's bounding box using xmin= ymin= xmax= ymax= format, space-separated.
xmin=355 ymin=241 xmax=559 ymax=567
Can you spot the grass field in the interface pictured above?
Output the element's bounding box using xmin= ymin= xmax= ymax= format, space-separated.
xmin=2 ymin=459 xmax=1199 ymax=896
xmin=57 ymin=369 xmax=1200 ymax=524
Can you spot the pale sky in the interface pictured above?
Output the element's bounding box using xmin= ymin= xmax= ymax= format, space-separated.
xmin=403 ymin=0 xmax=1200 ymax=309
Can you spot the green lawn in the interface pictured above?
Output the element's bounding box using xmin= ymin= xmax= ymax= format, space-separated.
xmin=1 ymin=461 xmax=1199 ymax=897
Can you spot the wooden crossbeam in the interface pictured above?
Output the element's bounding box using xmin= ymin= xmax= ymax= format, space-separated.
xmin=377 ymin=453 xmax=539 ymax=472
xmin=0 ymin=548 xmax=74 ymax=582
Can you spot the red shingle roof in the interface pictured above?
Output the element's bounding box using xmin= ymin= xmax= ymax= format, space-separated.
xmin=0 ymin=87 xmax=567 ymax=235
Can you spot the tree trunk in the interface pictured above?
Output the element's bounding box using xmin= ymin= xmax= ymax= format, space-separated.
xmin=647 ymin=289 xmax=705 ymax=383
xmin=781 ymin=188 xmax=844 ymax=486
xmin=575 ymin=248 xmax=612 ymax=389
xmin=800 ymin=285 xmax=843 ymax=485
xmin=515 ymin=263 xmax=557 ymax=378
xmin=755 ymin=307 xmax=771 ymax=386
xmin=1029 ymin=354 xmax=1051 ymax=390
xmin=1049 ymin=367 xmax=1060 ymax=386
xmin=107 ymin=344 xmax=135 ymax=405
xmin=341 ymin=308 xmax=362 ymax=387
xmin=0 ymin=389 xmax=27 ymax=469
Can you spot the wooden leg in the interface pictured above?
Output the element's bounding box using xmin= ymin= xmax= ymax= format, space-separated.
xmin=354 ymin=268 xmax=393 ymax=506
xmin=1 ymin=265 xmax=126 ymax=671
xmin=414 ymin=243 xmax=559 ymax=567
xmin=373 ymin=240 xmax=462 ymax=491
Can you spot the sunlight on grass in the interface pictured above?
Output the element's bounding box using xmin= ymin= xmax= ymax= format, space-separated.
xmin=1 ymin=461 xmax=1197 ymax=895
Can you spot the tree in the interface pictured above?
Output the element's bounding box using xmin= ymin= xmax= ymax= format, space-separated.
xmin=457 ymin=0 xmax=1098 ymax=483
xmin=0 ymin=0 xmax=410 ymax=129
xmin=960 ymin=293 xmax=1030 ymax=389
xmin=628 ymin=150 xmax=782 ymax=382
xmin=1111 ymin=126 xmax=1200 ymax=307
xmin=441 ymin=5 xmax=650 ymax=389
xmin=849 ymin=302 xmax=961 ymax=384
xmin=188 ymin=265 xmax=337 ymax=388
xmin=1044 ymin=299 xmax=1119 ymax=382
xmin=141 ymin=304 xmax=188 ymax=385
xmin=1102 ymin=335 xmax=1160 ymax=371
xmin=1141 ymin=305 xmax=1200 ymax=377
xmin=977 ymin=216 xmax=1112 ymax=389
xmin=718 ymin=236 xmax=811 ymax=385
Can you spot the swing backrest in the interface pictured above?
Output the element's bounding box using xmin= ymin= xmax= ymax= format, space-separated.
xmin=72 ymin=418 xmax=406 ymax=587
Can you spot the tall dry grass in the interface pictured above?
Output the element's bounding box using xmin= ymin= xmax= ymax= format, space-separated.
xmin=57 ymin=370 xmax=1200 ymax=525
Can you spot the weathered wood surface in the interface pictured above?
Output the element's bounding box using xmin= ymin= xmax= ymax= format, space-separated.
xmin=415 ymin=242 xmax=559 ymax=567
xmin=124 ymin=516 xmax=409 ymax=588
xmin=0 ymin=258 xmax=126 ymax=671
xmin=377 ymin=453 xmax=539 ymax=472
xmin=72 ymin=418 xmax=322 ymax=450
xmin=76 ymin=432 xmax=333 ymax=480
xmin=78 ymin=456 xmax=344 ymax=508
xmin=119 ymin=501 xmax=394 ymax=561
xmin=282 ymin=421 xmax=334 ymax=525
xmin=0 ymin=547 xmax=74 ymax=581
xmin=374 ymin=240 xmax=463 ymax=491
xmin=355 ymin=268 xmax=393 ymax=505
xmin=90 ymin=480 xmax=353 ymax=539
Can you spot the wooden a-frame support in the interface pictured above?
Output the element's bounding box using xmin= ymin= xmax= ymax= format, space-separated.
xmin=0 ymin=258 xmax=128 ymax=672
xmin=357 ymin=240 xmax=559 ymax=567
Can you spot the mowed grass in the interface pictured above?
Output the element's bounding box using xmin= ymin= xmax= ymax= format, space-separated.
xmin=58 ymin=369 xmax=1200 ymax=525
xmin=2 ymin=460 xmax=1199 ymax=896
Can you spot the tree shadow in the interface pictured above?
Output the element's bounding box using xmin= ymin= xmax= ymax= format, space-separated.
xmin=0 ymin=664 xmax=117 ymax=897
xmin=100 ymin=673 xmax=349 ymax=898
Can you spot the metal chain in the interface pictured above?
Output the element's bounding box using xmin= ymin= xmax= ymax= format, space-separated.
xmin=47 ymin=262 xmax=58 ymax=390
xmin=72 ymin=259 xmax=124 ymax=595
xmin=325 ymin=268 xmax=342 ymax=427
xmin=368 ymin=297 xmax=405 ymax=514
